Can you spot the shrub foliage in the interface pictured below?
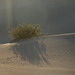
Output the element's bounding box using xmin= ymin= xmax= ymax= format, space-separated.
xmin=9 ymin=23 xmax=43 ymax=41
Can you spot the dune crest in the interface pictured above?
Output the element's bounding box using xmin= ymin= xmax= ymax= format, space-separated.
xmin=0 ymin=34 xmax=75 ymax=75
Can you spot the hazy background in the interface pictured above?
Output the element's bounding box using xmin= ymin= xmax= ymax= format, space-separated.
xmin=0 ymin=0 xmax=75 ymax=43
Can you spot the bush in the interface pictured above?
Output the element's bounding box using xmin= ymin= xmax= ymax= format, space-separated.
xmin=9 ymin=23 xmax=44 ymax=42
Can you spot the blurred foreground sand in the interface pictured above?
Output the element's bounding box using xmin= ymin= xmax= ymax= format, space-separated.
xmin=0 ymin=33 xmax=75 ymax=75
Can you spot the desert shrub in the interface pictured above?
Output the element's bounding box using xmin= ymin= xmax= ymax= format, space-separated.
xmin=9 ymin=23 xmax=44 ymax=41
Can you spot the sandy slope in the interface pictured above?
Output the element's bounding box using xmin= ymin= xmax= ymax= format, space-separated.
xmin=0 ymin=33 xmax=75 ymax=75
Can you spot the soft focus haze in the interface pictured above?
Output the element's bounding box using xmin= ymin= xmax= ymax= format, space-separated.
xmin=0 ymin=0 xmax=75 ymax=43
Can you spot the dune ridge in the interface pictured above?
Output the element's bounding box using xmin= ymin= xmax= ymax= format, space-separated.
xmin=0 ymin=33 xmax=75 ymax=75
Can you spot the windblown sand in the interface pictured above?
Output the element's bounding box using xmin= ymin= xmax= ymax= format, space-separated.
xmin=0 ymin=33 xmax=75 ymax=75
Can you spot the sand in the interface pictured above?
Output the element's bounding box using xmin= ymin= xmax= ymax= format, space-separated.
xmin=0 ymin=33 xmax=75 ymax=75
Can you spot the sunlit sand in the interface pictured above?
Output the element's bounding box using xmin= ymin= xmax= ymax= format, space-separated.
xmin=0 ymin=33 xmax=75 ymax=75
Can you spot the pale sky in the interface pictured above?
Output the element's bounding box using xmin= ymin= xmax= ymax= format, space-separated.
xmin=0 ymin=0 xmax=75 ymax=34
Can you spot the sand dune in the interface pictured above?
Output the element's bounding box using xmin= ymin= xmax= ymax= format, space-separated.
xmin=0 ymin=0 xmax=75 ymax=74
xmin=0 ymin=33 xmax=75 ymax=75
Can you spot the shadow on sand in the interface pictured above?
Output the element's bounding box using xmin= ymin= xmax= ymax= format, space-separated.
xmin=10 ymin=38 xmax=50 ymax=65
xmin=62 ymin=34 xmax=75 ymax=43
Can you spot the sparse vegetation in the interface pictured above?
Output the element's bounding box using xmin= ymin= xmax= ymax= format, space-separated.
xmin=9 ymin=23 xmax=47 ymax=42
